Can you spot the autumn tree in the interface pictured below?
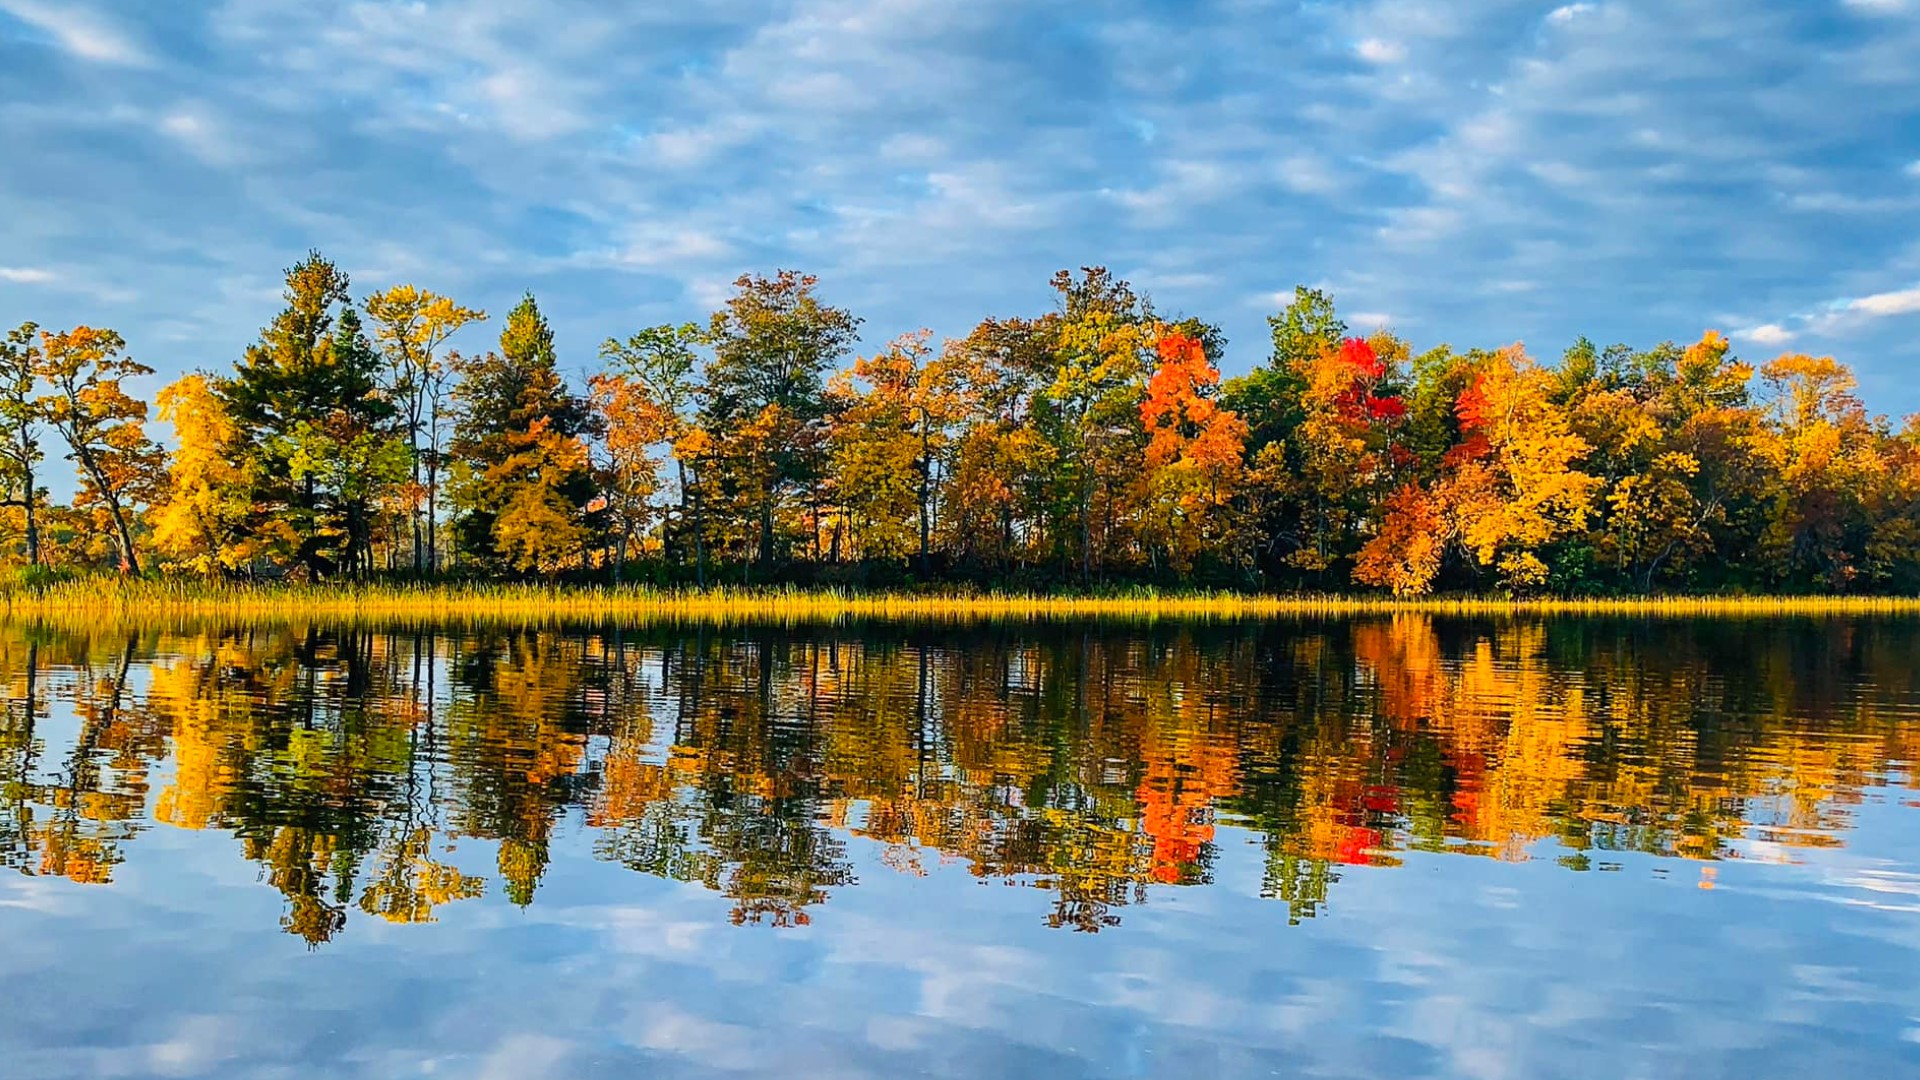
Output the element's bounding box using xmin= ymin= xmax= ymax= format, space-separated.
xmin=699 ymin=271 xmax=861 ymax=576
xmin=34 ymin=326 xmax=164 ymax=574
xmin=1137 ymin=329 xmax=1248 ymax=575
xmin=600 ymin=322 xmax=707 ymax=582
xmin=1039 ymin=268 xmax=1159 ymax=582
xmin=827 ymin=330 xmax=970 ymax=568
xmin=586 ymin=370 xmax=668 ymax=579
xmin=1224 ymin=286 xmax=1352 ymax=580
xmin=1566 ymin=331 xmax=1758 ymax=590
xmin=364 ymin=282 xmax=485 ymax=573
xmin=448 ymin=294 xmax=598 ymax=576
xmin=1754 ymin=352 xmax=1886 ymax=589
xmin=152 ymin=374 xmax=251 ymax=574
xmin=1279 ymin=334 xmax=1410 ymax=578
xmin=1445 ymin=345 xmax=1599 ymax=590
xmin=938 ymin=316 xmax=1059 ymax=571
xmin=1223 ymin=286 xmax=1346 ymax=455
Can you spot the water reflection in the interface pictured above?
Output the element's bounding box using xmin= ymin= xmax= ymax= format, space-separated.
xmin=2 ymin=617 xmax=1917 ymax=945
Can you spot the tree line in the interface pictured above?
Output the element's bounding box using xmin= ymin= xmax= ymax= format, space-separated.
xmin=3 ymin=251 xmax=1916 ymax=593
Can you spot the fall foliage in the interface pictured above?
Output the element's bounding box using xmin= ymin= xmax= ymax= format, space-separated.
xmin=3 ymin=259 xmax=1919 ymax=594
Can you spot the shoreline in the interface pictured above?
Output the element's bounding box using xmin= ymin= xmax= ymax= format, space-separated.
xmin=5 ymin=581 xmax=1920 ymax=625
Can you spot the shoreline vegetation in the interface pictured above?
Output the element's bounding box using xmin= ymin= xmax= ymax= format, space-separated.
xmin=5 ymin=579 xmax=1920 ymax=626
xmin=5 ymin=257 xmax=1920 ymax=598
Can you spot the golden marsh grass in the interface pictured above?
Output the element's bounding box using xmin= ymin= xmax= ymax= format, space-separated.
xmin=4 ymin=578 xmax=1919 ymax=628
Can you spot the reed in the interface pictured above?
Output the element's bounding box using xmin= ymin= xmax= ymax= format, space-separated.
xmin=4 ymin=577 xmax=1919 ymax=628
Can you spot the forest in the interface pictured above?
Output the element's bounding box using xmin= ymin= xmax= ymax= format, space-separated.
xmin=2 ymin=252 xmax=1916 ymax=596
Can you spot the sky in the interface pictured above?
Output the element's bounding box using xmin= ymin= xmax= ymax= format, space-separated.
xmin=2 ymin=0 xmax=1918 ymax=415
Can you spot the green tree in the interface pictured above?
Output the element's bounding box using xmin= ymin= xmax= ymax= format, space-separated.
xmin=698 ymin=271 xmax=861 ymax=576
xmin=226 ymin=253 xmax=404 ymax=577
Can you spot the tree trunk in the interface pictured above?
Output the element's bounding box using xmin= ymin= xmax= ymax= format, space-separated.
xmin=1079 ymin=470 xmax=1093 ymax=587
xmin=690 ymin=465 xmax=707 ymax=588
xmin=410 ymin=442 xmax=425 ymax=575
xmin=22 ymin=473 xmax=38 ymax=568
xmin=108 ymin=494 xmax=140 ymax=575
xmin=74 ymin=445 xmax=140 ymax=576
xmin=426 ymin=451 xmax=439 ymax=576
xmin=759 ymin=497 xmax=774 ymax=578
xmin=918 ymin=422 xmax=932 ymax=575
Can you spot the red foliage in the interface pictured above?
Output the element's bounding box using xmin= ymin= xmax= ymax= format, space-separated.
xmin=1366 ymin=395 xmax=1407 ymax=421
xmin=1443 ymin=432 xmax=1492 ymax=467
xmin=1455 ymin=375 xmax=1492 ymax=432
xmin=1339 ymin=337 xmax=1385 ymax=380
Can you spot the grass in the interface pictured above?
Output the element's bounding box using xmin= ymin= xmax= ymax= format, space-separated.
xmin=4 ymin=577 xmax=1920 ymax=627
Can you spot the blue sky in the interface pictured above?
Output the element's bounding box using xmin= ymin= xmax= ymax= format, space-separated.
xmin=2 ymin=0 xmax=1918 ymax=413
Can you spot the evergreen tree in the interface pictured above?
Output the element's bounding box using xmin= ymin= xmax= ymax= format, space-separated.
xmin=448 ymin=294 xmax=598 ymax=575
xmin=222 ymin=252 xmax=400 ymax=578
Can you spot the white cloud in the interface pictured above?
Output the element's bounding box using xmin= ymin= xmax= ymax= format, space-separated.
xmin=0 ymin=0 xmax=148 ymax=65
xmin=1356 ymin=37 xmax=1407 ymax=64
xmin=1847 ymin=285 xmax=1920 ymax=317
xmin=1843 ymin=0 xmax=1910 ymax=15
xmin=1738 ymin=323 xmax=1795 ymax=346
xmin=1734 ymin=284 xmax=1920 ymax=346
xmin=0 ymin=266 xmax=55 ymax=284
xmin=1547 ymin=4 xmax=1597 ymax=24
xmin=1906 ymin=160 xmax=1920 ymax=178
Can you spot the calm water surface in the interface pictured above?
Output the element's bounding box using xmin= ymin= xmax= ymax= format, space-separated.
xmin=3 ymin=616 xmax=1919 ymax=1078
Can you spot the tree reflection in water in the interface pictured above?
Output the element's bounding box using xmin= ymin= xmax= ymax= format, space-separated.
xmin=2 ymin=616 xmax=1915 ymax=946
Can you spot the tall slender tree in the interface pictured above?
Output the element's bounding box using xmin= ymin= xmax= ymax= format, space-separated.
xmin=0 ymin=323 xmax=45 ymax=567
xmin=364 ymin=283 xmax=485 ymax=573
xmin=601 ymin=322 xmax=708 ymax=583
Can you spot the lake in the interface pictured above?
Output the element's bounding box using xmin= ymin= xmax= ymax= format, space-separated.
xmin=3 ymin=616 xmax=1919 ymax=1078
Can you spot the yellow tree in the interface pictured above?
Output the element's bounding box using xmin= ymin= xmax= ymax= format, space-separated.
xmin=35 ymin=326 xmax=164 ymax=574
xmin=465 ymin=416 xmax=595 ymax=577
xmin=363 ymin=285 xmax=485 ymax=572
xmin=1445 ymin=345 xmax=1600 ymax=589
xmin=1357 ymin=345 xmax=1596 ymax=594
xmin=152 ymin=374 xmax=252 ymax=574
xmin=937 ymin=316 xmax=1058 ymax=569
xmin=1572 ymin=331 xmax=1758 ymax=590
xmin=827 ymin=330 xmax=971 ymax=567
xmin=1753 ymin=352 xmax=1887 ymax=588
